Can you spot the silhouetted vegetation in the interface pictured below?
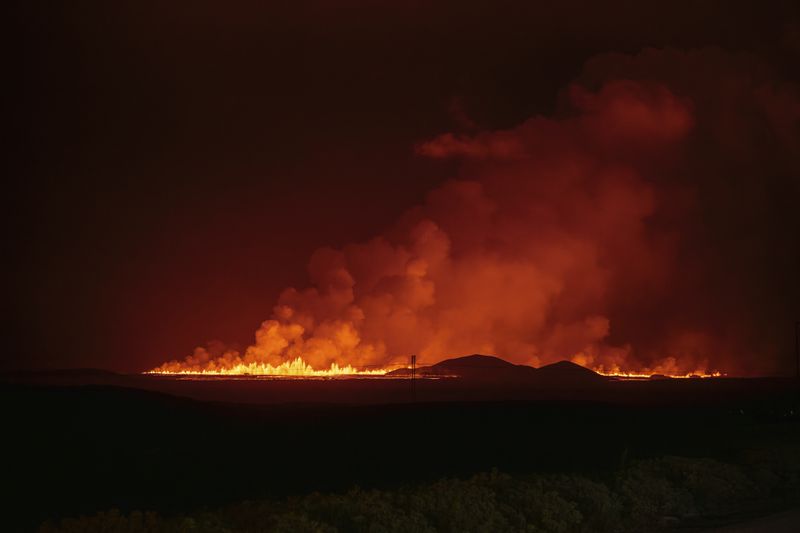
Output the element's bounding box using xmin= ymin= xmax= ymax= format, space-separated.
xmin=39 ymin=449 xmax=800 ymax=533
xmin=5 ymin=379 xmax=797 ymax=531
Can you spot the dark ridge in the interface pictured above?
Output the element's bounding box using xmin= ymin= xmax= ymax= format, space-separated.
xmin=535 ymin=360 xmax=607 ymax=384
xmin=433 ymin=354 xmax=518 ymax=368
xmin=386 ymin=354 xmax=538 ymax=381
xmin=388 ymin=355 xmax=608 ymax=385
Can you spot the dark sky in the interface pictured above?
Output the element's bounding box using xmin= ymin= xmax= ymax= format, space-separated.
xmin=8 ymin=1 xmax=800 ymax=372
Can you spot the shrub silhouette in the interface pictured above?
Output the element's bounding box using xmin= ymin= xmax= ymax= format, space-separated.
xmin=39 ymin=453 xmax=800 ymax=533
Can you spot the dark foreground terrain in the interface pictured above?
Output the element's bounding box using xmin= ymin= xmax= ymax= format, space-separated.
xmin=3 ymin=368 xmax=800 ymax=531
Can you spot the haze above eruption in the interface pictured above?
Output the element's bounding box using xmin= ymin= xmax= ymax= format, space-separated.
xmin=153 ymin=48 xmax=800 ymax=377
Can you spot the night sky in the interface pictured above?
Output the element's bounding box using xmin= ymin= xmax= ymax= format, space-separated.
xmin=9 ymin=1 xmax=800 ymax=373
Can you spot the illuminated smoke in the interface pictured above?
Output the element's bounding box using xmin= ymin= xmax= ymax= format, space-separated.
xmin=153 ymin=48 xmax=800 ymax=376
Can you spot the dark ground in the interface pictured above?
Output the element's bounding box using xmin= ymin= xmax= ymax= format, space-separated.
xmin=3 ymin=372 xmax=799 ymax=531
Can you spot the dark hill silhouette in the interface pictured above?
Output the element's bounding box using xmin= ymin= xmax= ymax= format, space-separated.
xmin=436 ymin=354 xmax=517 ymax=368
xmin=387 ymin=354 xmax=538 ymax=381
xmin=534 ymin=360 xmax=606 ymax=386
xmin=387 ymin=355 xmax=607 ymax=386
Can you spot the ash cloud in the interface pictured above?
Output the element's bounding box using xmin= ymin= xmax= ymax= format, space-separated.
xmin=159 ymin=48 xmax=800 ymax=376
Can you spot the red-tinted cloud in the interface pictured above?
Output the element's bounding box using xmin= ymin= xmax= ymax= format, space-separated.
xmin=158 ymin=48 xmax=799 ymax=376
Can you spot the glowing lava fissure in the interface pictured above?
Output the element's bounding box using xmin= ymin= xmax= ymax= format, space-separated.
xmin=147 ymin=357 xmax=390 ymax=377
xmin=595 ymin=370 xmax=723 ymax=379
xmin=146 ymin=356 xmax=722 ymax=379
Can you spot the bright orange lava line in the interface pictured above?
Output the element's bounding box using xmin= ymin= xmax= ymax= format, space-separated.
xmin=145 ymin=355 xmax=723 ymax=379
xmin=594 ymin=370 xmax=723 ymax=379
xmin=146 ymin=356 xmax=390 ymax=376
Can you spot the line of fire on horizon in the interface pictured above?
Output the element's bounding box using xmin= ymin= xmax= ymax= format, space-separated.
xmin=145 ymin=356 xmax=723 ymax=379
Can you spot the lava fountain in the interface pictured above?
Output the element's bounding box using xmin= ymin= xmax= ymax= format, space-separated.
xmin=147 ymin=356 xmax=389 ymax=377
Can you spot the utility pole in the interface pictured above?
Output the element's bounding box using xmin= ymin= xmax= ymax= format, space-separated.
xmin=411 ymin=354 xmax=417 ymax=399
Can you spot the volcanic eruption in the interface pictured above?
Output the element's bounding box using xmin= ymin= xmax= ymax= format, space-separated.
xmin=151 ymin=48 xmax=799 ymax=379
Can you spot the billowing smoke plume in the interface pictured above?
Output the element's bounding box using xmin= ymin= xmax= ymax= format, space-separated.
xmin=157 ymin=48 xmax=800 ymax=376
